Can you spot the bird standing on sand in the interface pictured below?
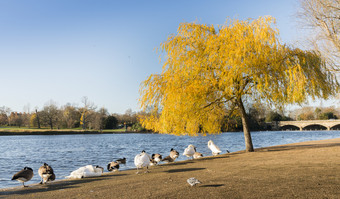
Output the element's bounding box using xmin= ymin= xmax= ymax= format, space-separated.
xmin=134 ymin=150 xmax=151 ymax=174
xmin=38 ymin=163 xmax=56 ymax=184
xmin=187 ymin=177 xmax=201 ymax=186
xmin=162 ymin=148 xmax=179 ymax=163
xmin=193 ymin=152 xmax=203 ymax=159
xmin=11 ymin=167 xmax=34 ymax=187
xmin=208 ymin=140 xmax=222 ymax=156
xmin=183 ymin=144 xmax=196 ymax=159
xmin=107 ymin=161 xmax=120 ymax=172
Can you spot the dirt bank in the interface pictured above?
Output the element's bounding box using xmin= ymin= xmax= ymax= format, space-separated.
xmin=1 ymin=138 xmax=339 ymax=198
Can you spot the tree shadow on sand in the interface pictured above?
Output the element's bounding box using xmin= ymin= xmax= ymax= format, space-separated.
xmin=165 ymin=168 xmax=205 ymax=173
xmin=256 ymin=142 xmax=340 ymax=152
xmin=159 ymin=161 xmax=195 ymax=167
xmin=200 ymin=184 xmax=224 ymax=187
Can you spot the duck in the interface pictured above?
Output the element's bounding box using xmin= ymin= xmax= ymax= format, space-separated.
xmin=183 ymin=144 xmax=196 ymax=159
xmin=162 ymin=148 xmax=179 ymax=163
xmin=107 ymin=161 xmax=120 ymax=172
xmin=38 ymin=163 xmax=56 ymax=184
xmin=66 ymin=165 xmax=103 ymax=179
xmin=193 ymin=152 xmax=203 ymax=159
xmin=115 ymin=157 xmax=126 ymax=164
xmin=134 ymin=150 xmax=151 ymax=174
xmin=11 ymin=167 xmax=34 ymax=187
xmin=208 ymin=140 xmax=222 ymax=156
xmin=150 ymin=153 xmax=162 ymax=166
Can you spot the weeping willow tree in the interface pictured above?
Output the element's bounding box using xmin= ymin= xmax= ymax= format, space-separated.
xmin=139 ymin=16 xmax=339 ymax=152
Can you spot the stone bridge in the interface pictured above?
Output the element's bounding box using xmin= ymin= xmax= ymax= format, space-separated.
xmin=278 ymin=120 xmax=340 ymax=131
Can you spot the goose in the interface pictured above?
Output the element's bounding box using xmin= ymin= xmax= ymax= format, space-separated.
xmin=134 ymin=150 xmax=151 ymax=174
xmin=150 ymin=153 xmax=162 ymax=166
xmin=115 ymin=157 xmax=126 ymax=164
xmin=66 ymin=165 xmax=103 ymax=179
xmin=193 ymin=152 xmax=203 ymax=159
xmin=208 ymin=140 xmax=222 ymax=156
xmin=183 ymin=144 xmax=196 ymax=159
xmin=38 ymin=163 xmax=55 ymax=184
xmin=162 ymin=148 xmax=179 ymax=163
xmin=107 ymin=161 xmax=120 ymax=172
xmin=11 ymin=167 xmax=34 ymax=187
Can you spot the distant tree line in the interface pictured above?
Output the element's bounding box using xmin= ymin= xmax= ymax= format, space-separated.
xmin=0 ymin=97 xmax=338 ymax=132
xmin=0 ymin=97 xmax=145 ymax=131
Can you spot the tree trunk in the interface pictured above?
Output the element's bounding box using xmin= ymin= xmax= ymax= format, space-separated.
xmin=35 ymin=109 xmax=41 ymax=129
xmin=237 ymin=98 xmax=254 ymax=152
xmin=49 ymin=118 xmax=53 ymax=129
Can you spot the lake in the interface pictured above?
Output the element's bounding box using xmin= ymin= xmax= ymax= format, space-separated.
xmin=1 ymin=130 xmax=340 ymax=189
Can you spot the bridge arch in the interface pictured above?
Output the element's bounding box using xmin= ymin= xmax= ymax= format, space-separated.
xmin=302 ymin=124 xmax=327 ymax=131
xmin=330 ymin=124 xmax=340 ymax=130
xmin=279 ymin=125 xmax=300 ymax=131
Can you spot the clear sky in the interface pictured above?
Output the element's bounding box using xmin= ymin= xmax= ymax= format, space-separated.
xmin=0 ymin=0 xmax=311 ymax=114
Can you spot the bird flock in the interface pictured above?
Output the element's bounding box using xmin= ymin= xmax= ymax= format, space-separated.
xmin=11 ymin=140 xmax=225 ymax=187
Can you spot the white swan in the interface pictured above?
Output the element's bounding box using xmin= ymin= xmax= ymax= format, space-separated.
xmin=134 ymin=150 xmax=151 ymax=173
xmin=183 ymin=144 xmax=196 ymax=159
xmin=208 ymin=140 xmax=222 ymax=156
xmin=66 ymin=165 xmax=103 ymax=179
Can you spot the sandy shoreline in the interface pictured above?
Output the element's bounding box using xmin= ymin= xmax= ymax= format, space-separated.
xmin=1 ymin=138 xmax=340 ymax=198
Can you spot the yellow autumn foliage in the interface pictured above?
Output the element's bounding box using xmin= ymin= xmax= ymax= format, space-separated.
xmin=139 ymin=16 xmax=339 ymax=136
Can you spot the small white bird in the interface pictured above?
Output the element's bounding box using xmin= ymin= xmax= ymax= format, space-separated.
xmin=183 ymin=145 xmax=196 ymax=159
xmin=134 ymin=150 xmax=151 ymax=174
xmin=208 ymin=140 xmax=222 ymax=156
xmin=187 ymin=177 xmax=201 ymax=186
xmin=66 ymin=165 xmax=103 ymax=179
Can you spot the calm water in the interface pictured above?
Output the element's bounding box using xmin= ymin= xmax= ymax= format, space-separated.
xmin=1 ymin=130 xmax=340 ymax=189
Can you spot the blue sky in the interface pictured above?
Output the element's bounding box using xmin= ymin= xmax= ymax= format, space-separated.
xmin=0 ymin=0 xmax=311 ymax=114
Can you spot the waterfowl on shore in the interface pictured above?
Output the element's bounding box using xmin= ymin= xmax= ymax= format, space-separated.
xmin=38 ymin=163 xmax=55 ymax=184
xmin=66 ymin=165 xmax=103 ymax=179
xmin=11 ymin=167 xmax=34 ymax=187
xmin=193 ymin=152 xmax=203 ymax=159
xmin=183 ymin=145 xmax=196 ymax=159
xmin=187 ymin=177 xmax=201 ymax=186
xmin=107 ymin=161 xmax=120 ymax=172
xmin=150 ymin=153 xmax=162 ymax=166
xmin=134 ymin=150 xmax=151 ymax=174
xmin=162 ymin=148 xmax=179 ymax=163
xmin=208 ymin=140 xmax=222 ymax=156
xmin=115 ymin=157 xmax=126 ymax=164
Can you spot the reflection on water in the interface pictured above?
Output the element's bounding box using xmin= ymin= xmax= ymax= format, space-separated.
xmin=1 ymin=131 xmax=340 ymax=189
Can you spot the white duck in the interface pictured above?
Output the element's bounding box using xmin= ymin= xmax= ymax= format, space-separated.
xmin=208 ymin=140 xmax=222 ymax=156
xmin=134 ymin=150 xmax=151 ymax=174
xmin=66 ymin=165 xmax=103 ymax=179
xmin=183 ymin=144 xmax=196 ymax=159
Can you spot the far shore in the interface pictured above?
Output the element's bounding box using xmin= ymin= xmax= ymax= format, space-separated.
xmin=1 ymin=137 xmax=339 ymax=198
xmin=0 ymin=129 xmax=154 ymax=136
